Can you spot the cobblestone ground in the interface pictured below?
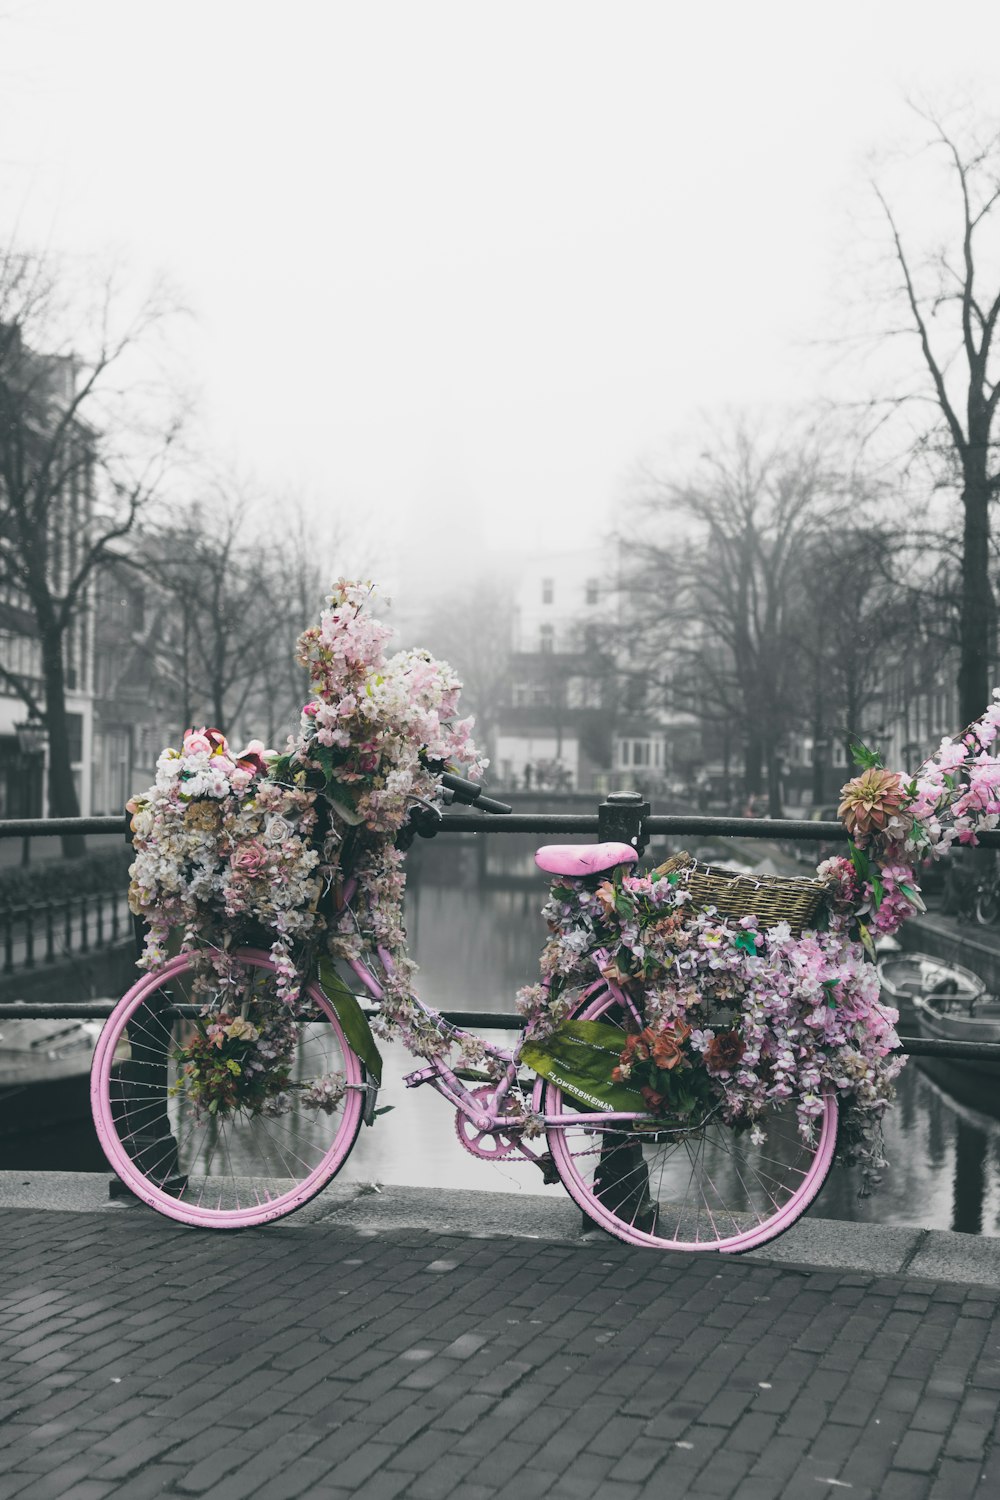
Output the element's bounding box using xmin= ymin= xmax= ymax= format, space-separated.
xmin=0 ymin=1208 xmax=999 ymax=1499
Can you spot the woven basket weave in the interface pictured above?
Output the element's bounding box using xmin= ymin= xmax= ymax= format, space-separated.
xmin=652 ymin=850 xmax=832 ymax=938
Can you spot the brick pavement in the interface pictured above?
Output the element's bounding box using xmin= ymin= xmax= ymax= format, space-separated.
xmin=0 ymin=1207 xmax=998 ymax=1499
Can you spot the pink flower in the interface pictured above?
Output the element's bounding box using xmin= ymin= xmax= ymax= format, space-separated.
xmin=231 ymin=840 xmax=268 ymax=878
xmin=236 ymin=740 xmax=269 ymax=776
xmin=183 ymin=729 xmax=213 ymax=756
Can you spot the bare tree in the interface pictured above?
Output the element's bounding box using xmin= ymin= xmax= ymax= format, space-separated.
xmin=0 ymin=250 xmax=180 ymax=852
xmin=625 ymin=424 xmax=850 ymax=816
xmin=872 ymin=106 xmax=1000 ymax=723
xmin=143 ymin=487 xmax=344 ymax=747
xmin=794 ymin=522 xmax=910 ymax=800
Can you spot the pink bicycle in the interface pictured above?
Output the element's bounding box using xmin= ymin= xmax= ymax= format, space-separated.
xmin=91 ymin=777 xmax=838 ymax=1252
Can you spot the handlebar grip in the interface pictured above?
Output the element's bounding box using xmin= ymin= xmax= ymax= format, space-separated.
xmin=473 ymin=793 xmax=513 ymax=815
xmin=439 ymin=771 xmax=512 ymax=815
xmin=440 ymin=771 xmax=485 ymax=804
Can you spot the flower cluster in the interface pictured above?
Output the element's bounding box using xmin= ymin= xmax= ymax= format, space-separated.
xmin=127 ymin=581 xmax=486 ymax=1115
xmin=832 ymin=692 xmax=1000 ymax=943
xmin=127 ymin=728 xmax=323 ymax=1004
xmin=521 ymin=867 xmax=904 ymax=1178
xmin=278 ymin=581 xmax=485 ymax=1059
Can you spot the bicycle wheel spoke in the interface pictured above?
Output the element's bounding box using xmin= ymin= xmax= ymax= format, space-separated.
xmin=94 ymin=953 xmax=366 ymax=1227
xmin=542 ymin=983 xmax=838 ymax=1253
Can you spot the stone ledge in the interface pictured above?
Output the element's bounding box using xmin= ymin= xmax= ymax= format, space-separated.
xmin=3 ymin=1171 xmax=999 ymax=1290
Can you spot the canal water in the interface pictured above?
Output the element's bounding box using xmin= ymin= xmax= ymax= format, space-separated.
xmin=9 ymin=833 xmax=1000 ymax=1238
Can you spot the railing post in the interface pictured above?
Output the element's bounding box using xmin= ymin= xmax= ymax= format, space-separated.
xmin=23 ymin=905 xmax=34 ymax=969
xmin=589 ymin=790 xmax=654 ymax=1234
xmin=597 ymin=790 xmax=651 ymax=855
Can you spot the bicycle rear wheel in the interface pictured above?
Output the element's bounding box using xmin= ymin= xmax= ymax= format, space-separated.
xmin=91 ymin=950 xmax=366 ymax=1228
xmin=542 ymin=985 xmax=838 ymax=1253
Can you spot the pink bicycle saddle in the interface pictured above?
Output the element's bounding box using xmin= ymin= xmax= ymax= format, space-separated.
xmin=535 ymin=842 xmax=639 ymax=877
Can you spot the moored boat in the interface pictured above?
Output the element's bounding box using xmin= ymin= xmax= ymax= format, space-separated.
xmin=912 ymin=988 xmax=1000 ymax=1073
xmin=878 ymin=951 xmax=985 ymax=1030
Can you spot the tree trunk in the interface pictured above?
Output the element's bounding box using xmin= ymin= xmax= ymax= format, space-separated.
xmin=744 ymin=733 xmax=763 ymax=799
xmin=40 ymin=623 xmax=86 ymax=859
xmin=958 ymin=470 xmax=994 ymax=727
xmin=765 ymin=740 xmax=783 ymax=819
xmin=811 ymin=741 xmax=826 ymax=807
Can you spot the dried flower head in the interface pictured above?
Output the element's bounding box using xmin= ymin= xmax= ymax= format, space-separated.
xmin=838 ymin=768 xmax=912 ymax=844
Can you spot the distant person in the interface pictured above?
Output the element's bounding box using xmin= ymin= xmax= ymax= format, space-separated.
xmin=523 ymin=763 xmax=533 ymax=791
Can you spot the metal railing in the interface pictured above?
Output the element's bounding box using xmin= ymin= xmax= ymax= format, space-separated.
xmin=1 ymin=889 xmax=131 ymax=973
xmin=2 ymin=796 xmax=1000 ymax=1058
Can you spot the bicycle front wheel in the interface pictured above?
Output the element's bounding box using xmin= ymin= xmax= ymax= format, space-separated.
xmin=542 ymin=985 xmax=838 ymax=1254
xmin=91 ymin=950 xmax=366 ymax=1229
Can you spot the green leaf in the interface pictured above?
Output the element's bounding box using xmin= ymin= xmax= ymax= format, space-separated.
xmin=898 ymin=882 xmax=927 ymax=914
xmin=848 ymin=840 xmax=871 ymax=884
xmin=733 ymin=930 xmax=759 ymax=955
xmin=521 ymin=1020 xmax=648 ymax=1115
xmin=316 ymin=958 xmax=384 ymax=1085
xmin=823 ymin=980 xmax=838 ymax=1009
xmin=857 ymin=920 xmax=876 ymax=960
xmin=870 ymin=874 xmax=885 ymax=909
xmin=848 ymin=739 xmax=884 ymax=771
xmin=327 ymin=797 xmax=365 ymax=826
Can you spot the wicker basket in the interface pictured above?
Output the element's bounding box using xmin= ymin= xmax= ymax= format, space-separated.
xmin=652 ymin=850 xmax=832 ymax=938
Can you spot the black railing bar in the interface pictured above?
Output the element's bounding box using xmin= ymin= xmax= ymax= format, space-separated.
xmin=5 ymin=810 xmax=1000 ymax=850
xmin=0 ymin=1000 xmax=998 ymax=1061
xmin=0 ymin=816 xmax=127 ymax=838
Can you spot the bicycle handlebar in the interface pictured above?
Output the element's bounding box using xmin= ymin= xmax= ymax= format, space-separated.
xmin=440 ymin=771 xmax=512 ymax=816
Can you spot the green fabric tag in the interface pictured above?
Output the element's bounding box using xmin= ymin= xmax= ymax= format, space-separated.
xmin=316 ymin=958 xmax=383 ymax=1085
xmin=521 ymin=1019 xmax=646 ymax=1114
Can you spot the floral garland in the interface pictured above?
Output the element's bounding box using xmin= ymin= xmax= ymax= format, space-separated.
xmin=127 ymin=582 xmax=486 ymax=1119
xmin=517 ymin=869 xmax=903 ymax=1182
xmin=828 ymin=690 xmax=1000 ymax=947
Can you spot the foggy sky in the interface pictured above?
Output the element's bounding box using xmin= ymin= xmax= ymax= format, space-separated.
xmin=1 ymin=0 xmax=997 ymax=605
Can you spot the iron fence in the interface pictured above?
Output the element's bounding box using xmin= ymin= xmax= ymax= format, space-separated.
xmin=2 ymin=797 xmax=1000 ymax=1059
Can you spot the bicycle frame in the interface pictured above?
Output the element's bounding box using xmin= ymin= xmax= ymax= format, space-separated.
xmin=336 ymin=875 xmax=656 ymax=1158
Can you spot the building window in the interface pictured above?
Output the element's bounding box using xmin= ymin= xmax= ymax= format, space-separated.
xmin=540 ymin=623 xmax=554 ymax=653
xmin=585 ymin=578 xmax=599 ymax=605
xmin=619 ymin=739 xmax=656 ymax=769
xmin=542 ymin=578 xmax=554 ymax=605
xmin=66 ymin=712 xmax=83 ymax=764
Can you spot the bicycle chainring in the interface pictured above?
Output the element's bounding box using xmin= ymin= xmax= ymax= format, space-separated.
xmin=454 ymin=1085 xmax=520 ymax=1160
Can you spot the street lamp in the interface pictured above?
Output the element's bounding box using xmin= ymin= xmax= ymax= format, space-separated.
xmin=14 ymin=712 xmax=47 ymax=757
xmin=13 ymin=711 xmax=46 ymax=865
